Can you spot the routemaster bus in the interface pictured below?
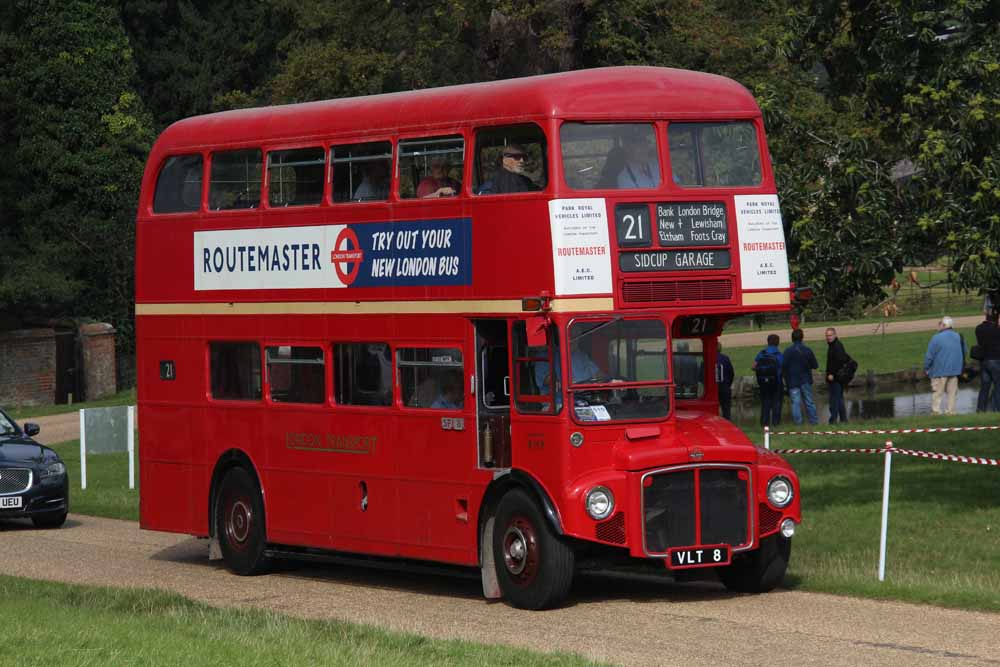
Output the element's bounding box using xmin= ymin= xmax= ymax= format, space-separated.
xmin=136 ymin=66 xmax=801 ymax=610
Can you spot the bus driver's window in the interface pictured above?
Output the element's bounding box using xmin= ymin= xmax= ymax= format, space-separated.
xmin=474 ymin=124 xmax=547 ymax=195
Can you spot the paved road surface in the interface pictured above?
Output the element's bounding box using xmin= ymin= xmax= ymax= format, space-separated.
xmin=2 ymin=515 xmax=998 ymax=666
xmin=30 ymin=412 xmax=81 ymax=446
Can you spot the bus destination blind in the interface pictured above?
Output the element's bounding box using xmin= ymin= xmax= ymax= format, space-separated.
xmin=619 ymin=249 xmax=731 ymax=272
xmin=656 ymin=202 xmax=727 ymax=247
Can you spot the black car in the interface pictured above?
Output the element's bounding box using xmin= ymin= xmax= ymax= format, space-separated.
xmin=0 ymin=409 xmax=69 ymax=528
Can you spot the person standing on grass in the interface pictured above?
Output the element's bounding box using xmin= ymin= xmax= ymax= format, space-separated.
xmin=825 ymin=327 xmax=850 ymax=423
xmin=975 ymin=307 xmax=1000 ymax=412
xmin=716 ymin=342 xmax=735 ymax=420
xmin=783 ymin=328 xmax=819 ymax=425
xmin=753 ymin=334 xmax=783 ymax=427
xmin=924 ymin=316 xmax=965 ymax=415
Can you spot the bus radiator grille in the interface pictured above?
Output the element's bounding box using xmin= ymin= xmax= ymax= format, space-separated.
xmin=595 ymin=512 xmax=626 ymax=545
xmin=642 ymin=467 xmax=750 ymax=554
xmin=621 ymin=279 xmax=733 ymax=305
xmin=758 ymin=502 xmax=782 ymax=535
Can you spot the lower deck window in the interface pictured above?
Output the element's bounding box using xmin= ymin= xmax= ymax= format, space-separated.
xmin=266 ymin=346 xmax=325 ymax=403
xmin=398 ymin=347 xmax=464 ymax=409
xmin=334 ymin=342 xmax=392 ymax=406
xmin=210 ymin=342 xmax=262 ymax=400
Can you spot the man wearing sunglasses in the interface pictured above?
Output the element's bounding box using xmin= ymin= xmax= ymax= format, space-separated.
xmin=477 ymin=143 xmax=539 ymax=194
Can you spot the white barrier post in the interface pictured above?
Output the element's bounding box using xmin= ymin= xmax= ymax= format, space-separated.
xmin=764 ymin=426 xmax=770 ymax=450
xmin=878 ymin=440 xmax=893 ymax=582
xmin=79 ymin=409 xmax=87 ymax=490
xmin=127 ymin=405 xmax=135 ymax=490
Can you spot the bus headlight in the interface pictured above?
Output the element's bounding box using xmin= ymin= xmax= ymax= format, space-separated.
xmin=767 ymin=476 xmax=793 ymax=508
xmin=585 ymin=486 xmax=614 ymax=520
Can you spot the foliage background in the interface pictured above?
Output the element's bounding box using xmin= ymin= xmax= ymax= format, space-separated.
xmin=1 ymin=0 xmax=997 ymax=353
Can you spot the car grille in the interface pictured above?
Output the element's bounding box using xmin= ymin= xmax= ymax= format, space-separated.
xmin=642 ymin=466 xmax=751 ymax=555
xmin=0 ymin=468 xmax=32 ymax=495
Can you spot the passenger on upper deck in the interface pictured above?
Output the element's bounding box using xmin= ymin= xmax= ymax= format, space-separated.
xmin=617 ymin=130 xmax=660 ymax=189
xmin=354 ymin=160 xmax=390 ymax=200
xmin=417 ymin=157 xmax=460 ymax=198
xmin=477 ymin=143 xmax=539 ymax=194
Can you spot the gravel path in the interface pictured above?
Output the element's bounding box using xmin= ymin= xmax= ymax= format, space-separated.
xmin=720 ymin=315 xmax=982 ymax=348
xmin=2 ymin=515 xmax=998 ymax=666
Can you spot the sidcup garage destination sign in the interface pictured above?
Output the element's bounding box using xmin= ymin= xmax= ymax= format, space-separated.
xmin=619 ymin=249 xmax=731 ymax=272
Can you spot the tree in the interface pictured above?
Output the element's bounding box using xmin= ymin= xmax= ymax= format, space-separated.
xmin=788 ymin=1 xmax=1000 ymax=299
xmin=0 ymin=0 xmax=154 ymax=347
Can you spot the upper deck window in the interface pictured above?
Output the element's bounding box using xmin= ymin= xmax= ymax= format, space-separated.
xmin=267 ymin=147 xmax=325 ymax=207
xmin=669 ymin=122 xmax=762 ymax=187
xmin=398 ymin=136 xmax=464 ymax=199
xmin=560 ymin=123 xmax=660 ymax=190
xmin=153 ymin=154 xmax=203 ymax=213
xmin=474 ymin=124 xmax=547 ymax=195
xmin=209 ymin=149 xmax=263 ymax=210
xmin=331 ymin=141 xmax=392 ymax=203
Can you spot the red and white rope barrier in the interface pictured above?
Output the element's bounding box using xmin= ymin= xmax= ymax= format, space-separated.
xmin=772 ymin=445 xmax=1000 ymax=466
xmin=768 ymin=425 xmax=1000 ymax=437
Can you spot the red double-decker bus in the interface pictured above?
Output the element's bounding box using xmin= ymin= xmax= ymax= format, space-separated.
xmin=136 ymin=66 xmax=800 ymax=609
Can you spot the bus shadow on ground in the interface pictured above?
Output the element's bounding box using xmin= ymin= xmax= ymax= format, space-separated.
xmin=149 ymin=537 xmax=760 ymax=607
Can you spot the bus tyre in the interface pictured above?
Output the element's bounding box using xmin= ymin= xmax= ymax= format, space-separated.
xmin=216 ymin=467 xmax=272 ymax=576
xmin=717 ymin=533 xmax=791 ymax=593
xmin=492 ymin=489 xmax=574 ymax=610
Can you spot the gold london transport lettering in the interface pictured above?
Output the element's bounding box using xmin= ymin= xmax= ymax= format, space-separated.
xmin=286 ymin=432 xmax=377 ymax=454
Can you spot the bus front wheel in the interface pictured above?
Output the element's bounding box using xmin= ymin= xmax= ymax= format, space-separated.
xmin=216 ymin=466 xmax=272 ymax=576
xmin=716 ymin=533 xmax=790 ymax=593
xmin=492 ymin=488 xmax=574 ymax=610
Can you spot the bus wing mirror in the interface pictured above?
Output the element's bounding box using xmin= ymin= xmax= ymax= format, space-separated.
xmin=526 ymin=316 xmax=548 ymax=347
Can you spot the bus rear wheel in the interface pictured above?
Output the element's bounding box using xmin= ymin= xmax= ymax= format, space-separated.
xmin=492 ymin=489 xmax=574 ymax=610
xmin=216 ymin=466 xmax=272 ymax=576
xmin=717 ymin=533 xmax=790 ymax=593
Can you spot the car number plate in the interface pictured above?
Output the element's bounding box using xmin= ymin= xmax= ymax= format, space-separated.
xmin=0 ymin=496 xmax=23 ymax=509
xmin=667 ymin=544 xmax=731 ymax=569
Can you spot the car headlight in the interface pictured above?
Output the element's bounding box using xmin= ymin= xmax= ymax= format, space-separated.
xmin=767 ymin=476 xmax=793 ymax=508
xmin=40 ymin=461 xmax=66 ymax=478
xmin=585 ymin=486 xmax=614 ymax=520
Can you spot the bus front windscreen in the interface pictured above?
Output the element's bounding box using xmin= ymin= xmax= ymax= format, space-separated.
xmin=568 ymin=318 xmax=669 ymax=423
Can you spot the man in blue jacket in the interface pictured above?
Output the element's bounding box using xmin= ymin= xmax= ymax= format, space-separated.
xmin=783 ymin=328 xmax=819 ymax=425
xmin=924 ymin=316 xmax=965 ymax=415
xmin=753 ymin=334 xmax=783 ymax=427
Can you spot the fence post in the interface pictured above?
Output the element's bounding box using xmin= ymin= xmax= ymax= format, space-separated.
xmin=878 ymin=440 xmax=893 ymax=582
xmin=764 ymin=426 xmax=770 ymax=450
xmin=79 ymin=409 xmax=87 ymax=490
xmin=127 ymin=405 xmax=135 ymax=490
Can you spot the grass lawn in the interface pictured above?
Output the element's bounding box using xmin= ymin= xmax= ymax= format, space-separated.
xmin=724 ymin=327 xmax=977 ymax=375
xmin=7 ymin=388 xmax=136 ymax=420
xmin=0 ymin=576 xmax=603 ymax=667
xmin=50 ymin=439 xmax=139 ymax=521
xmin=743 ymin=412 xmax=1000 ymax=611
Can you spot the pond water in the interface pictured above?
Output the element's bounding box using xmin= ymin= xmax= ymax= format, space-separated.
xmin=729 ymin=380 xmax=987 ymax=427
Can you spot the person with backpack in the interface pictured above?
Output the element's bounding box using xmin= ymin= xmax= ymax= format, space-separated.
xmin=924 ymin=315 xmax=965 ymax=415
xmin=825 ymin=327 xmax=853 ymax=423
xmin=783 ymin=328 xmax=819 ymax=425
xmin=753 ymin=334 xmax=783 ymax=427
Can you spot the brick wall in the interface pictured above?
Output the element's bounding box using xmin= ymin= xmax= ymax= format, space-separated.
xmin=0 ymin=329 xmax=56 ymax=406
xmin=80 ymin=323 xmax=117 ymax=401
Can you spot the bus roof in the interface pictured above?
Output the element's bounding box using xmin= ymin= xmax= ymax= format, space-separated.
xmin=154 ymin=67 xmax=760 ymax=150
